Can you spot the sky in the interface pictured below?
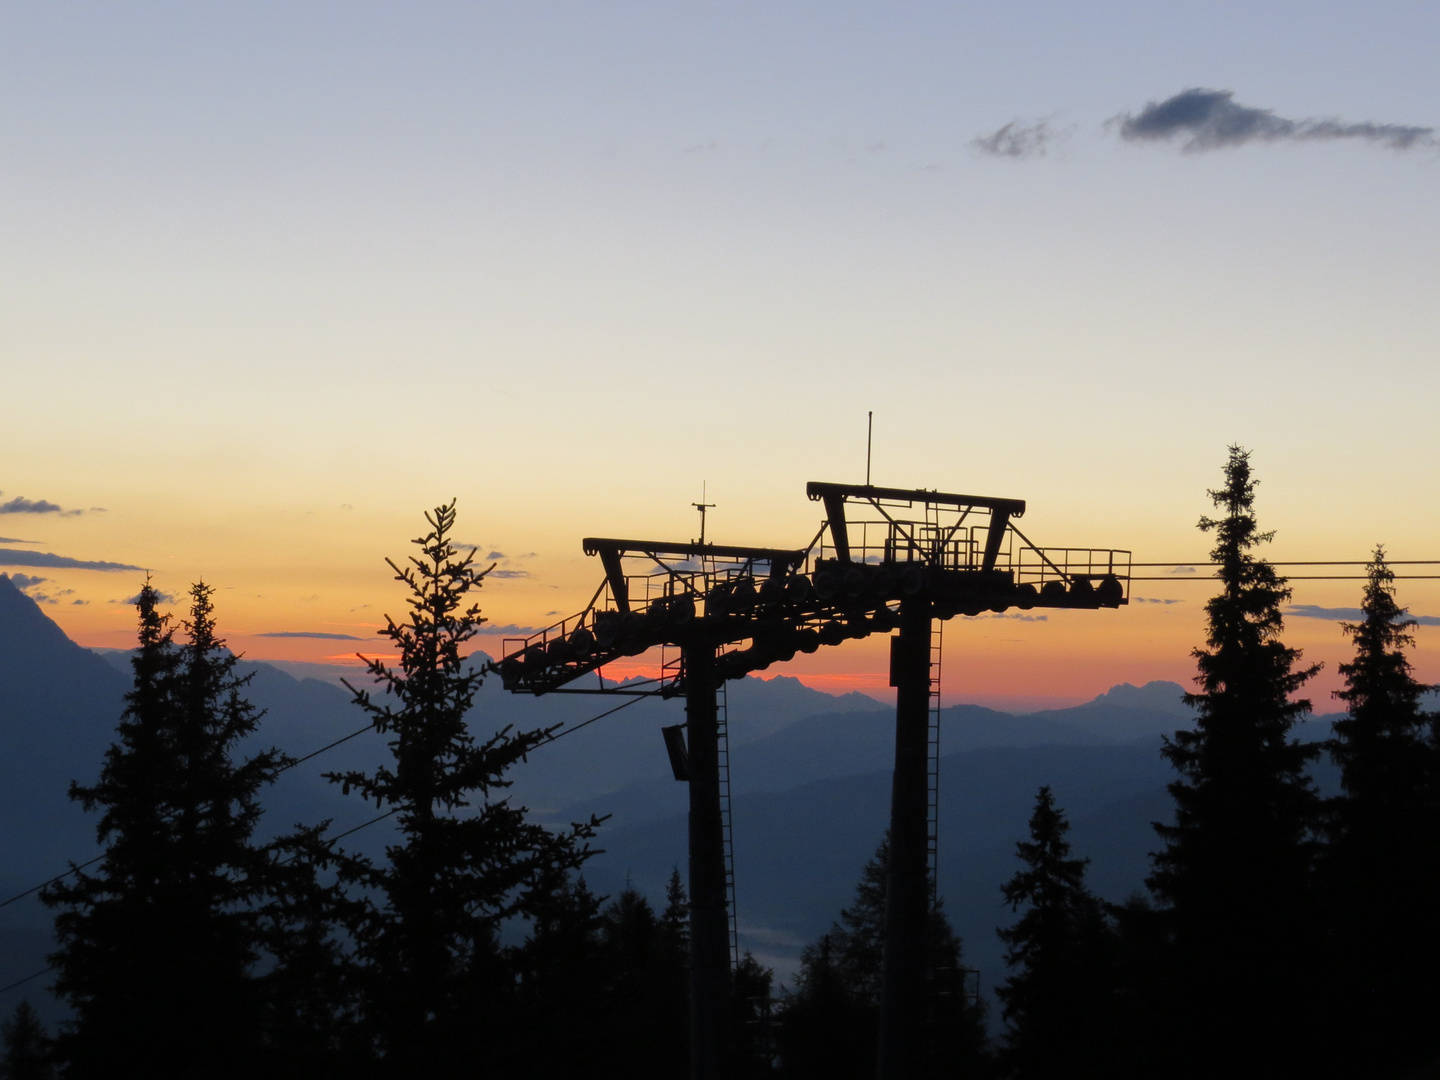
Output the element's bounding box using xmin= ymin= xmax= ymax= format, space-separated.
xmin=3 ymin=1 xmax=1438 ymax=708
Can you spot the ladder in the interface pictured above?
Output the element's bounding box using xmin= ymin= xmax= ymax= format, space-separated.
xmin=926 ymin=619 xmax=942 ymax=910
xmin=717 ymin=675 xmax=739 ymax=966
xmin=923 ymin=621 xmax=947 ymax=1079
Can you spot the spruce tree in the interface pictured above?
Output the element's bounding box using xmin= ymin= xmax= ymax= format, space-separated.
xmin=252 ymin=824 xmax=361 ymax=1078
xmin=326 ymin=501 xmax=601 ymax=1074
xmin=731 ymin=951 xmax=777 ymax=1079
xmin=0 ymin=1002 xmax=53 ymax=1080
xmin=510 ymin=874 xmax=695 ymax=1080
xmin=997 ymin=786 xmax=1115 ymax=1080
xmin=777 ymin=936 xmax=877 ymax=1079
xmin=775 ymin=835 xmax=989 ymax=1079
xmin=1147 ymin=446 xmax=1322 ymax=1077
xmin=1323 ymin=548 xmax=1440 ymax=1074
xmin=42 ymin=582 xmax=290 ymax=1079
xmin=654 ymin=868 xmax=692 ymax=1074
xmin=508 ymin=870 xmax=608 ymax=1078
xmin=597 ymin=885 xmax=668 ymax=1076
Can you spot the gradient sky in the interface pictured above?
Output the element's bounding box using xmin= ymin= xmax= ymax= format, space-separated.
xmin=3 ymin=2 xmax=1438 ymax=707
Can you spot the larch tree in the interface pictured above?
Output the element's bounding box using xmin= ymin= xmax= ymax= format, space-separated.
xmin=1323 ymin=548 xmax=1440 ymax=1075
xmin=326 ymin=501 xmax=601 ymax=1075
xmin=1147 ymin=446 xmax=1323 ymax=1077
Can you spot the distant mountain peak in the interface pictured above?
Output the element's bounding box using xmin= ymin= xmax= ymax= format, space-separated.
xmin=1084 ymin=680 xmax=1193 ymax=716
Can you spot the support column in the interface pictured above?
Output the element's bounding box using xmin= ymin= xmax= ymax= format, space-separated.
xmin=877 ymin=599 xmax=933 ymax=1080
xmin=685 ymin=644 xmax=732 ymax=1080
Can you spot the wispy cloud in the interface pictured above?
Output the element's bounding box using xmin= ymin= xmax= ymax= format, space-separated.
xmin=257 ymin=631 xmax=367 ymax=641
xmin=1288 ymin=603 xmax=1440 ymax=627
xmin=974 ymin=612 xmax=1048 ymax=622
xmin=0 ymin=548 xmax=143 ymax=572
xmin=4 ymin=573 xmax=83 ymax=605
xmin=1114 ymin=89 xmax=1435 ymax=153
xmin=1134 ymin=597 xmax=1183 ymax=605
xmin=0 ymin=537 xmax=39 ymax=544
xmin=476 ymin=623 xmax=541 ymax=636
xmin=971 ymin=118 xmax=1069 ymax=160
xmin=489 ymin=569 xmax=531 ymax=579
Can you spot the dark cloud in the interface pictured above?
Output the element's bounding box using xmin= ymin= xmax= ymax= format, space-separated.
xmin=1167 ymin=566 xmax=1198 ymax=576
xmin=115 ymin=590 xmax=176 ymax=605
xmin=476 ymin=623 xmax=541 ymax=636
xmin=0 ymin=548 xmax=143 ymax=571
xmin=484 ymin=551 xmax=505 ymax=561
xmin=1289 ymin=604 xmax=1364 ymax=622
xmin=974 ymin=612 xmax=1048 ymax=622
xmin=0 ymin=495 xmax=79 ymax=515
xmin=256 ymin=631 xmax=367 ymax=641
xmin=1134 ymin=597 xmax=1183 ymax=605
xmin=1116 ymin=89 xmax=1435 ymax=153
xmin=971 ymin=118 xmax=1067 ymax=159
xmin=4 ymin=573 xmax=48 ymax=590
xmin=488 ymin=569 xmax=531 ymax=579
xmin=0 ymin=537 xmax=39 ymax=544
xmin=1288 ymin=603 xmax=1440 ymax=627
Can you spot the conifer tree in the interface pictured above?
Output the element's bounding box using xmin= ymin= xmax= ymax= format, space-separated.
xmin=252 ymin=824 xmax=361 ymax=1078
xmin=326 ymin=501 xmax=601 ymax=1074
xmin=43 ymin=582 xmax=290 ymax=1079
xmin=776 ymin=933 xmax=877 ymax=1079
xmin=731 ymin=950 xmax=777 ymax=1079
xmin=997 ymin=786 xmax=1115 ymax=1079
xmin=1323 ymin=548 xmax=1440 ymax=1074
xmin=1147 ymin=446 xmax=1322 ymax=1077
xmin=597 ymin=884 xmax=669 ymax=1075
xmin=510 ymin=874 xmax=695 ymax=1080
xmin=0 ymin=1001 xmax=53 ymax=1080
xmin=508 ymin=870 xmax=608 ymax=1078
xmin=776 ymin=835 xmax=988 ymax=1079
xmin=654 ymin=868 xmax=692 ymax=1074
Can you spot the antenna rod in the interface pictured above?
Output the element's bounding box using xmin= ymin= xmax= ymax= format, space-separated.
xmin=693 ymin=482 xmax=715 ymax=547
xmin=866 ymin=411 xmax=873 ymax=486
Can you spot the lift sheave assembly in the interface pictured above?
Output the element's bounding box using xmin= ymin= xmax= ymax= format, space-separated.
xmin=497 ymin=482 xmax=1128 ymax=697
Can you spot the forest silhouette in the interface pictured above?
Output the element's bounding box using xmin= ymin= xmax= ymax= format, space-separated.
xmin=4 ymin=448 xmax=1439 ymax=1079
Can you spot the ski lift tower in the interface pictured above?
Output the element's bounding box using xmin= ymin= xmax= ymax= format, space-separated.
xmin=494 ymin=535 xmax=810 ymax=1080
xmin=806 ymin=482 xmax=1129 ymax=1080
xmin=493 ymin=484 xmax=1130 ymax=1080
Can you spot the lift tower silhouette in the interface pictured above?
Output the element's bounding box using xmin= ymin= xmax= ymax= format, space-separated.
xmin=497 ymin=535 xmax=810 ymax=1080
xmin=805 ymin=482 xmax=1128 ymax=1079
xmin=494 ymin=483 xmax=1129 ymax=1080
